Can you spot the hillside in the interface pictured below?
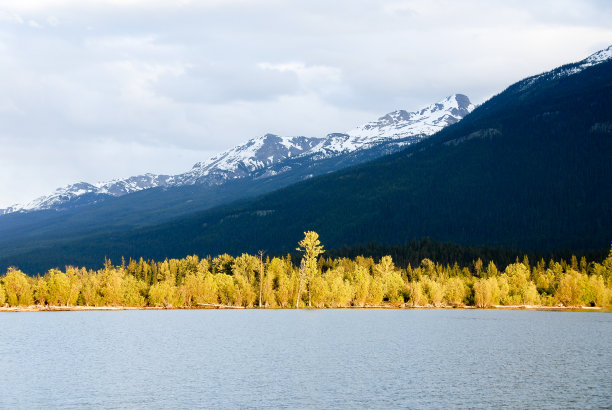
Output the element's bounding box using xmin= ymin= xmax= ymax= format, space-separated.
xmin=0 ymin=95 xmax=472 ymax=264
xmin=123 ymin=55 xmax=612 ymax=257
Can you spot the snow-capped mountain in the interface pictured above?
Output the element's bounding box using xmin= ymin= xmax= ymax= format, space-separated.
xmin=2 ymin=94 xmax=475 ymax=214
xmin=310 ymin=94 xmax=474 ymax=157
xmin=175 ymin=93 xmax=474 ymax=185
xmin=1 ymin=174 xmax=176 ymax=215
xmin=11 ymin=44 xmax=609 ymax=216
xmin=176 ymin=135 xmax=325 ymax=186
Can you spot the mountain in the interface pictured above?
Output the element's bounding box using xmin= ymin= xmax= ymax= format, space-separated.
xmin=3 ymin=46 xmax=611 ymax=274
xmin=514 ymin=45 xmax=612 ymax=91
xmin=1 ymin=94 xmax=473 ymax=215
xmin=0 ymin=95 xmax=473 ymax=271
xmin=171 ymin=46 xmax=610 ymax=255
xmin=0 ymin=175 xmax=175 ymax=214
xmin=4 ymin=44 xmax=610 ymax=274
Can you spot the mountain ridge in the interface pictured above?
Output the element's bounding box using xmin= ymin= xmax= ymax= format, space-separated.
xmin=10 ymin=45 xmax=610 ymax=216
xmin=2 ymin=94 xmax=474 ymax=215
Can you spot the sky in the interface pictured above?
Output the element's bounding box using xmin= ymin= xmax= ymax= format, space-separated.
xmin=0 ymin=0 xmax=611 ymax=208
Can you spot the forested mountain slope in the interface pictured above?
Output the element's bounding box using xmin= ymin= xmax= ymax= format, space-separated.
xmin=127 ymin=57 xmax=612 ymax=257
xmin=0 ymin=95 xmax=472 ymax=261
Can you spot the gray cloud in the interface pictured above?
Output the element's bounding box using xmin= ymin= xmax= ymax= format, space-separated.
xmin=156 ymin=62 xmax=299 ymax=104
xmin=0 ymin=0 xmax=611 ymax=206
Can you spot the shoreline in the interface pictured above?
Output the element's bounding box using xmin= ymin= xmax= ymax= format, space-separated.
xmin=0 ymin=304 xmax=608 ymax=312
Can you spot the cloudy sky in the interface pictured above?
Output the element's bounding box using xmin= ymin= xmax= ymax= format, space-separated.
xmin=0 ymin=0 xmax=611 ymax=208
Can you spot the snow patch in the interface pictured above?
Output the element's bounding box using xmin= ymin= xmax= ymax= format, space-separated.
xmin=519 ymin=45 xmax=612 ymax=91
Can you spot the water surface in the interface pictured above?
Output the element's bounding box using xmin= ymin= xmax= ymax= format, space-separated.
xmin=0 ymin=310 xmax=610 ymax=408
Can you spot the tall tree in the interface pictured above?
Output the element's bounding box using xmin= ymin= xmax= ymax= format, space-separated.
xmin=296 ymin=231 xmax=325 ymax=308
xmin=3 ymin=268 xmax=33 ymax=306
xmin=296 ymin=260 xmax=306 ymax=309
xmin=258 ymin=250 xmax=265 ymax=308
xmin=0 ymin=281 xmax=5 ymax=306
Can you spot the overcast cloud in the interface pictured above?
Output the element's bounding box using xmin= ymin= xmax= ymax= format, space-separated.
xmin=0 ymin=0 xmax=611 ymax=207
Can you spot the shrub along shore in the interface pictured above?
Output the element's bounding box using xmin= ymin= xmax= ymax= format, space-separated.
xmin=0 ymin=304 xmax=606 ymax=312
xmin=1 ymin=233 xmax=611 ymax=310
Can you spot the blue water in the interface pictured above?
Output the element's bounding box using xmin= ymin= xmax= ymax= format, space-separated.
xmin=0 ymin=310 xmax=610 ymax=409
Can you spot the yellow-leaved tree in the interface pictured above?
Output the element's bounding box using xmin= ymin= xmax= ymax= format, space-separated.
xmin=296 ymin=231 xmax=324 ymax=308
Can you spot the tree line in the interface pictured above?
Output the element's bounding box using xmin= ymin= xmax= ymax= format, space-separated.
xmin=1 ymin=232 xmax=611 ymax=309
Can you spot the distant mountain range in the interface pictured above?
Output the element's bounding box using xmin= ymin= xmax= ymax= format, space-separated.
xmin=1 ymin=94 xmax=473 ymax=215
xmin=1 ymin=45 xmax=611 ymax=274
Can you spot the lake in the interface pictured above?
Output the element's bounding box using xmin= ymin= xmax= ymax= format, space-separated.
xmin=0 ymin=309 xmax=610 ymax=409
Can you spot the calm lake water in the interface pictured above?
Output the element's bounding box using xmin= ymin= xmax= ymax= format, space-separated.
xmin=0 ymin=309 xmax=610 ymax=409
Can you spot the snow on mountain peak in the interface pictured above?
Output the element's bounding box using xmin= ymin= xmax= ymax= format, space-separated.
xmin=558 ymin=44 xmax=612 ymax=77
xmin=1 ymin=94 xmax=473 ymax=214
xmin=319 ymin=94 xmax=474 ymax=155
xmin=183 ymin=133 xmax=324 ymax=184
xmin=584 ymin=45 xmax=612 ymax=66
xmin=353 ymin=94 xmax=473 ymax=134
xmin=519 ymin=45 xmax=612 ymax=91
xmin=1 ymin=174 xmax=179 ymax=214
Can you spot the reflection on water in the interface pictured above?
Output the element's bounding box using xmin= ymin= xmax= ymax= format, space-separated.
xmin=0 ymin=310 xmax=610 ymax=408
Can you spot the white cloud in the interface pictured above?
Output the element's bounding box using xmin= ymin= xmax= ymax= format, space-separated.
xmin=258 ymin=62 xmax=346 ymax=98
xmin=0 ymin=0 xmax=252 ymax=13
xmin=156 ymin=62 xmax=299 ymax=104
xmin=46 ymin=16 xmax=60 ymax=27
